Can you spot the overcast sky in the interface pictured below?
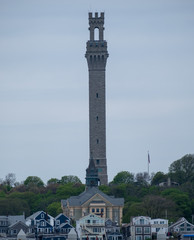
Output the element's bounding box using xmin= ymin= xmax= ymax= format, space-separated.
xmin=0 ymin=0 xmax=194 ymax=184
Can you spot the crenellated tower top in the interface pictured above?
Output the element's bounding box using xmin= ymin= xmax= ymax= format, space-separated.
xmin=88 ymin=12 xmax=104 ymax=41
xmin=85 ymin=12 xmax=108 ymax=71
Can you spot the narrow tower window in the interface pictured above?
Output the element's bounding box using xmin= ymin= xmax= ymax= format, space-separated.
xmin=97 ymin=139 xmax=99 ymax=144
xmin=96 ymin=93 xmax=98 ymax=98
xmin=96 ymin=116 xmax=98 ymax=121
xmin=94 ymin=27 xmax=99 ymax=40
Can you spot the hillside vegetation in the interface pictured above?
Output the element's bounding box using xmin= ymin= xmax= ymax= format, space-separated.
xmin=0 ymin=154 xmax=193 ymax=223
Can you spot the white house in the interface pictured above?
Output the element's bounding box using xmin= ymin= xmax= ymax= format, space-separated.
xmin=130 ymin=216 xmax=151 ymax=240
xmin=151 ymin=218 xmax=168 ymax=235
xmin=76 ymin=214 xmax=106 ymax=240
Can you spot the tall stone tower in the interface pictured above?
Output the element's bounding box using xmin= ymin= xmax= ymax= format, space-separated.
xmin=85 ymin=12 xmax=109 ymax=185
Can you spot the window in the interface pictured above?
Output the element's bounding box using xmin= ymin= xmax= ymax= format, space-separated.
xmin=144 ymin=236 xmax=151 ymax=240
xmin=96 ymin=159 xmax=100 ymax=165
xmin=156 ymin=228 xmax=160 ymax=232
xmin=41 ymin=221 xmax=45 ymax=226
xmin=140 ymin=219 xmax=144 ymax=225
xmin=160 ymin=221 xmax=164 ymax=224
xmin=97 ymin=139 xmax=99 ymax=144
xmin=92 ymin=208 xmax=95 ymax=213
xmin=154 ymin=221 xmax=158 ymax=224
xmin=136 ymin=227 xmax=142 ymax=234
xmin=144 ymin=227 xmax=150 ymax=234
xmin=96 ymin=208 xmax=99 ymax=212
xmin=96 ymin=93 xmax=99 ymax=98
xmin=101 ymin=208 xmax=104 ymax=212
xmin=96 ymin=116 xmax=99 ymax=121
xmin=93 ymin=228 xmax=98 ymax=232
xmin=41 ymin=213 xmax=44 ymax=218
xmin=136 ymin=236 xmax=142 ymax=240
xmin=94 ymin=28 xmax=99 ymax=41
xmin=187 ymin=228 xmax=191 ymax=231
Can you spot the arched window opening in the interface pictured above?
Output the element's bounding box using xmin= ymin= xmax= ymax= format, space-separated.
xmin=94 ymin=27 xmax=99 ymax=40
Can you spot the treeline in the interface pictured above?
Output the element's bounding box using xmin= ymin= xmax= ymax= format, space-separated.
xmin=0 ymin=154 xmax=193 ymax=223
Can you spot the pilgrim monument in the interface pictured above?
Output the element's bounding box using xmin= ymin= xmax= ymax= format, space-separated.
xmin=85 ymin=12 xmax=109 ymax=185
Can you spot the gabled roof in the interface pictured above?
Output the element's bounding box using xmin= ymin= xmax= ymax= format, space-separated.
xmin=8 ymin=215 xmax=25 ymax=225
xmin=60 ymin=223 xmax=73 ymax=229
xmin=26 ymin=211 xmax=43 ymax=220
xmin=61 ymin=187 xmax=124 ymax=207
xmin=8 ymin=221 xmax=28 ymax=229
xmin=55 ymin=213 xmax=70 ymax=221
xmin=18 ymin=229 xmax=26 ymax=237
xmin=170 ymin=217 xmax=194 ymax=229
xmin=26 ymin=211 xmax=52 ymax=221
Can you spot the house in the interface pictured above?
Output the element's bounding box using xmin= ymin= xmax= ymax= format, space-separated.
xmin=150 ymin=218 xmax=168 ymax=237
xmin=105 ymin=219 xmax=122 ymax=240
xmin=168 ymin=217 xmax=194 ymax=240
xmin=26 ymin=211 xmax=54 ymax=234
xmin=76 ymin=213 xmax=106 ymax=240
xmin=58 ymin=223 xmax=73 ymax=234
xmin=8 ymin=221 xmax=29 ymax=237
xmin=61 ymin=187 xmax=124 ymax=225
xmin=54 ymin=213 xmax=70 ymax=228
xmin=105 ymin=219 xmax=120 ymax=234
xmin=54 ymin=213 xmax=72 ymax=235
xmin=0 ymin=214 xmax=25 ymax=236
xmin=130 ymin=216 xmax=151 ymax=240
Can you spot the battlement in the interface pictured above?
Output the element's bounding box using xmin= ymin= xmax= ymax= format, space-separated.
xmin=89 ymin=12 xmax=104 ymax=19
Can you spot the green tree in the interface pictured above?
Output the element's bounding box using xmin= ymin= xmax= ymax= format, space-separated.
xmin=135 ymin=172 xmax=149 ymax=186
xmin=142 ymin=195 xmax=176 ymax=219
xmin=123 ymin=202 xmax=145 ymax=222
xmin=112 ymin=171 xmax=134 ymax=184
xmin=169 ymin=154 xmax=194 ymax=184
xmin=24 ymin=176 xmax=44 ymax=187
xmin=47 ymin=202 xmax=62 ymax=217
xmin=47 ymin=178 xmax=60 ymax=185
xmin=60 ymin=175 xmax=82 ymax=184
xmin=151 ymin=172 xmax=168 ymax=185
xmin=161 ymin=188 xmax=192 ymax=220
xmin=0 ymin=198 xmax=30 ymax=216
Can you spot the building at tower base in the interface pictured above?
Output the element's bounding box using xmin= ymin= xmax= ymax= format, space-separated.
xmin=61 ymin=187 xmax=124 ymax=226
